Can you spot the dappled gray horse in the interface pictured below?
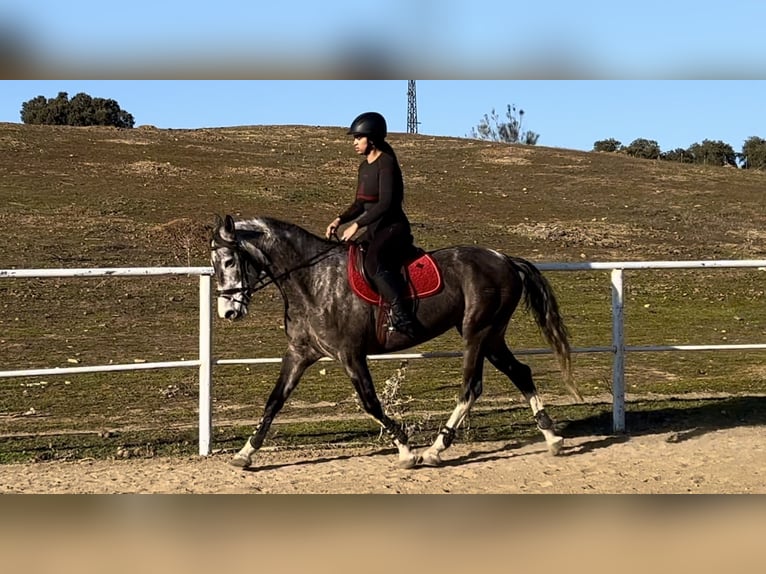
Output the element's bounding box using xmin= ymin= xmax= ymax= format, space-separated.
xmin=211 ymin=215 xmax=582 ymax=469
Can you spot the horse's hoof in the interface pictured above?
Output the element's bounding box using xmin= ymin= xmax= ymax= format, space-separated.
xmin=397 ymin=456 xmax=419 ymax=470
xmin=230 ymin=454 xmax=252 ymax=469
xmin=419 ymin=451 xmax=442 ymax=467
xmin=547 ymin=436 xmax=564 ymax=456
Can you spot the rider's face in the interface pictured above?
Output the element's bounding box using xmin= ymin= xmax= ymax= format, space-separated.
xmin=353 ymin=135 xmax=369 ymax=155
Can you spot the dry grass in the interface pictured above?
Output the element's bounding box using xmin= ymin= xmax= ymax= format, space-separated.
xmin=0 ymin=122 xmax=764 ymax=462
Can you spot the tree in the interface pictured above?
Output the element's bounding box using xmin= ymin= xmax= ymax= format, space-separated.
xmin=470 ymin=104 xmax=539 ymax=145
xmin=41 ymin=91 xmax=70 ymax=125
xmin=740 ymin=136 xmax=766 ymax=170
xmin=624 ymin=138 xmax=661 ymax=160
xmin=660 ymin=148 xmax=695 ymax=163
xmin=593 ymin=138 xmax=622 ymax=153
xmin=20 ymin=91 xmax=135 ymax=128
xmin=19 ymin=95 xmax=49 ymax=124
xmin=67 ymin=92 xmax=97 ymax=126
xmin=687 ymin=139 xmax=737 ymax=167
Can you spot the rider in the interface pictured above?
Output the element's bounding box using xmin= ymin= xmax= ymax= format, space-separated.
xmin=325 ymin=111 xmax=419 ymax=337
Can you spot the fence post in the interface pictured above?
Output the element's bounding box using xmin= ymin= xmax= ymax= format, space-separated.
xmin=611 ymin=268 xmax=626 ymax=432
xmin=198 ymin=274 xmax=213 ymax=455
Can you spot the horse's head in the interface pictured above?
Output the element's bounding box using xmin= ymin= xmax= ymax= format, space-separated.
xmin=210 ymin=215 xmax=270 ymax=321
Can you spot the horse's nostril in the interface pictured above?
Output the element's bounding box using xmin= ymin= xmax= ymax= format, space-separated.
xmin=224 ymin=310 xmax=236 ymax=320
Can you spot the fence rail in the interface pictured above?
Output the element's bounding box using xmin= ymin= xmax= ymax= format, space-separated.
xmin=2 ymin=260 xmax=765 ymax=455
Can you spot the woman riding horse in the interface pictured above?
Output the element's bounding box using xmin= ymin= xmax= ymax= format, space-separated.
xmin=325 ymin=112 xmax=418 ymax=337
xmin=212 ymin=215 xmax=581 ymax=470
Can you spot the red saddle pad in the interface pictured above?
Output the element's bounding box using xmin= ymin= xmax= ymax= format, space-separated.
xmin=348 ymin=244 xmax=443 ymax=304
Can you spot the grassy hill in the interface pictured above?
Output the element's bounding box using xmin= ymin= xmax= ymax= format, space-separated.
xmin=2 ymin=122 xmax=765 ymax=266
xmin=1 ymin=122 xmax=764 ymax=462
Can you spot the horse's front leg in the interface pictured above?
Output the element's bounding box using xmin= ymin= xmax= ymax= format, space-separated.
xmin=342 ymin=354 xmax=418 ymax=469
xmin=231 ymin=346 xmax=319 ymax=469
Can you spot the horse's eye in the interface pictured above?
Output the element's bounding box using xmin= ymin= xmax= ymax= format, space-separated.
xmin=224 ymin=259 xmax=235 ymax=269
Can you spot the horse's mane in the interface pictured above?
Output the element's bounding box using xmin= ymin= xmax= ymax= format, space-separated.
xmin=235 ymin=216 xmax=338 ymax=252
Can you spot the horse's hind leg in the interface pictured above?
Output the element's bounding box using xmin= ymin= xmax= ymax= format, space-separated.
xmin=485 ymin=337 xmax=564 ymax=455
xmin=341 ymin=354 xmax=418 ymax=469
xmin=420 ymin=339 xmax=485 ymax=467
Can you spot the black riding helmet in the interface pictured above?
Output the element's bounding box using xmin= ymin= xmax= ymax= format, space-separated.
xmin=347 ymin=112 xmax=387 ymax=141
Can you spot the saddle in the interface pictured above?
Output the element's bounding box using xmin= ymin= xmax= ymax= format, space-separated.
xmin=348 ymin=243 xmax=442 ymax=304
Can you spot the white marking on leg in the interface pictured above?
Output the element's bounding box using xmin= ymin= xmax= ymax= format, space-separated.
xmin=540 ymin=428 xmax=560 ymax=447
xmin=394 ymin=438 xmax=418 ymax=469
xmin=237 ymin=441 xmax=255 ymax=459
xmin=529 ymin=394 xmax=544 ymax=416
xmin=231 ymin=421 xmax=264 ymax=468
xmin=528 ymin=393 xmax=563 ymax=454
xmin=365 ymin=413 xmax=416 ymax=469
xmin=231 ymin=438 xmax=256 ymax=468
xmin=445 ymin=398 xmax=474 ymax=429
xmin=421 ymin=397 xmax=475 ymax=465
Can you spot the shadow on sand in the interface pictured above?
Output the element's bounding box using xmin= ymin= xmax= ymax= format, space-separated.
xmin=233 ymin=395 xmax=766 ymax=471
xmin=556 ymin=395 xmax=766 ymax=456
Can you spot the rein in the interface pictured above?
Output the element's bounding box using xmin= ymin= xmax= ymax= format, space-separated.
xmin=215 ymin=232 xmax=346 ymax=301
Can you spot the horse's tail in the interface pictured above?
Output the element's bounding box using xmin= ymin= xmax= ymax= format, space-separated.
xmin=507 ymin=256 xmax=582 ymax=402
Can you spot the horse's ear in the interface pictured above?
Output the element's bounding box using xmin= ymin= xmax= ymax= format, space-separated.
xmin=220 ymin=214 xmax=236 ymax=242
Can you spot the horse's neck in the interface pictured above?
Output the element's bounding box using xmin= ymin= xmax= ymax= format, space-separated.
xmin=245 ymin=223 xmax=340 ymax=282
xmin=259 ymin=232 xmax=344 ymax=311
xmin=264 ymin=232 xmax=328 ymax=269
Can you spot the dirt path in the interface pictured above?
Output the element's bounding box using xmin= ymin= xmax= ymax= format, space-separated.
xmin=2 ymin=425 xmax=763 ymax=493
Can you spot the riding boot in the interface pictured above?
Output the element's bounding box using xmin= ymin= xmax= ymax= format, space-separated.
xmin=388 ymin=296 xmax=419 ymax=337
xmin=371 ymin=270 xmax=419 ymax=337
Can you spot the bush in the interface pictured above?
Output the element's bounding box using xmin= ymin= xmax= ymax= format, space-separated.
xmin=660 ymin=148 xmax=695 ymax=163
xmin=624 ymin=138 xmax=661 ymax=160
xmin=687 ymin=139 xmax=737 ymax=167
xmin=593 ymin=138 xmax=622 ymax=153
xmin=740 ymin=136 xmax=766 ymax=170
xmin=470 ymin=104 xmax=539 ymax=145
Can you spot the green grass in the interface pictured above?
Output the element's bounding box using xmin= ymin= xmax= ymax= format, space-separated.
xmin=1 ymin=122 xmax=764 ymax=463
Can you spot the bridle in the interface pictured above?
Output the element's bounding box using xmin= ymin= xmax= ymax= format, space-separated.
xmin=213 ymin=230 xmax=345 ymax=305
xmin=212 ymin=238 xmax=267 ymax=308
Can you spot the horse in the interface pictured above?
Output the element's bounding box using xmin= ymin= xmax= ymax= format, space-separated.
xmin=210 ymin=214 xmax=582 ymax=470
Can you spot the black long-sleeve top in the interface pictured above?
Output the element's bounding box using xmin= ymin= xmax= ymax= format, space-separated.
xmin=337 ymin=151 xmax=410 ymax=238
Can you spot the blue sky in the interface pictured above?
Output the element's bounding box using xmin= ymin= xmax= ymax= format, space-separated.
xmin=2 ymin=1 xmax=765 ymax=152
xmin=1 ymin=80 xmax=764 ymax=153
xmin=3 ymin=1 xmax=766 ymax=77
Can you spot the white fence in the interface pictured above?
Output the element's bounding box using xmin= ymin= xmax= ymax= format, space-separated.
xmin=2 ymin=260 xmax=765 ymax=456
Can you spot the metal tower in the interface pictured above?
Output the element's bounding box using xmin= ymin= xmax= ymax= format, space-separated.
xmin=407 ymin=80 xmax=418 ymax=134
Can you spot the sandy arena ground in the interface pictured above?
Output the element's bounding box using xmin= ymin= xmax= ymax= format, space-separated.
xmin=1 ymin=425 xmax=763 ymax=493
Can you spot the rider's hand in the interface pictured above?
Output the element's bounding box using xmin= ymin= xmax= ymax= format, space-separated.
xmin=325 ymin=218 xmax=340 ymax=239
xmin=341 ymin=222 xmax=359 ymax=242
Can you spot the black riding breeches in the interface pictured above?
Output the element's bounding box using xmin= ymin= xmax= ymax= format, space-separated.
xmin=363 ymin=222 xmax=414 ymax=279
